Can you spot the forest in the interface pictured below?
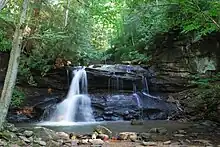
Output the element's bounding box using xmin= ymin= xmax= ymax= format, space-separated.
xmin=0 ymin=0 xmax=220 ymax=146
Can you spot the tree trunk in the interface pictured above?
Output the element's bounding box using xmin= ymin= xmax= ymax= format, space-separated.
xmin=0 ymin=0 xmax=28 ymax=128
xmin=64 ymin=0 xmax=70 ymax=27
xmin=24 ymin=0 xmax=42 ymax=53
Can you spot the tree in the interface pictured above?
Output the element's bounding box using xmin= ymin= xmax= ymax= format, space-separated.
xmin=0 ymin=0 xmax=28 ymax=128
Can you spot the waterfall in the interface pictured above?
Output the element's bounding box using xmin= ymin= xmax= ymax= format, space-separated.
xmin=142 ymin=76 xmax=149 ymax=94
xmin=50 ymin=68 xmax=95 ymax=122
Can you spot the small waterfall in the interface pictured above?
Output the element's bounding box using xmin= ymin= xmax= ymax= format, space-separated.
xmin=133 ymin=82 xmax=137 ymax=93
xmin=142 ymin=76 xmax=149 ymax=94
xmin=50 ymin=68 xmax=94 ymax=122
xmin=132 ymin=93 xmax=141 ymax=108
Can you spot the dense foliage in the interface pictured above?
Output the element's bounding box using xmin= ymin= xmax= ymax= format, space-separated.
xmin=0 ymin=0 xmax=220 ymax=79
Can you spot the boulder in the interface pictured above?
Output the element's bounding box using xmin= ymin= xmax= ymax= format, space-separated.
xmin=56 ymin=132 xmax=69 ymax=140
xmin=119 ymin=132 xmax=137 ymax=140
xmin=23 ymin=130 xmax=33 ymax=137
xmin=89 ymin=139 xmax=104 ymax=145
xmin=32 ymin=127 xmax=58 ymax=141
xmin=94 ymin=125 xmax=112 ymax=137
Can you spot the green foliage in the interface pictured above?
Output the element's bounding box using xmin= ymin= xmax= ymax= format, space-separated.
xmin=11 ymin=88 xmax=25 ymax=108
xmin=0 ymin=30 xmax=12 ymax=52
xmin=191 ymin=73 xmax=220 ymax=88
xmin=106 ymin=0 xmax=220 ymax=63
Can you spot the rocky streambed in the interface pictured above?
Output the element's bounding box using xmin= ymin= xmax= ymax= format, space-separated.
xmin=0 ymin=120 xmax=220 ymax=147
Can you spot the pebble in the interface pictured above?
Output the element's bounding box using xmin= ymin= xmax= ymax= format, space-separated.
xmin=81 ymin=139 xmax=89 ymax=144
xmin=178 ymin=129 xmax=186 ymax=134
xmin=163 ymin=140 xmax=171 ymax=145
xmin=38 ymin=141 xmax=46 ymax=146
xmin=19 ymin=136 xmax=31 ymax=143
xmin=142 ymin=141 xmax=157 ymax=146
xmin=174 ymin=134 xmax=185 ymax=137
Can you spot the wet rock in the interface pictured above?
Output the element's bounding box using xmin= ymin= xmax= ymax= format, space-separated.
xmin=173 ymin=134 xmax=185 ymax=137
xmin=119 ymin=132 xmax=136 ymax=140
xmin=19 ymin=136 xmax=31 ymax=143
xmin=0 ymin=139 xmax=7 ymax=146
xmin=38 ymin=141 xmax=47 ymax=146
xmin=193 ymin=139 xmax=212 ymax=146
xmin=47 ymin=140 xmax=60 ymax=147
xmin=163 ymin=140 xmax=171 ymax=145
xmin=34 ymin=138 xmax=47 ymax=146
xmin=56 ymin=132 xmax=69 ymax=140
xmin=32 ymin=127 xmax=58 ymax=141
xmin=170 ymin=142 xmax=181 ymax=146
xmin=9 ymin=144 xmax=21 ymax=147
xmin=149 ymin=128 xmax=157 ymax=133
xmin=92 ymin=133 xmax=97 ymax=139
xmin=177 ymin=129 xmax=186 ymax=134
xmin=157 ymin=127 xmax=167 ymax=135
xmin=0 ymin=130 xmax=17 ymax=140
xmin=89 ymin=139 xmax=104 ymax=145
xmin=94 ymin=125 xmax=112 ymax=137
xmin=4 ymin=123 xmax=18 ymax=132
xmin=24 ymin=130 xmax=33 ymax=137
xmin=97 ymin=134 xmax=109 ymax=140
xmin=104 ymin=111 xmax=113 ymax=115
xmin=140 ymin=133 xmax=151 ymax=140
xmin=142 ymin=141 xmax=157 ymax=146
xmin=81 ymin=139 xmax=89 ymax=144
xmin=129 ymin=133 xmax=138 ymax=142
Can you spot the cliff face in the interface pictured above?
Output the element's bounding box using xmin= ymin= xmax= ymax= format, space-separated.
xmin=147 ymin=32 xmax=220 ymax=93
xmin=146 ymin=32 xmax=220 ymax=122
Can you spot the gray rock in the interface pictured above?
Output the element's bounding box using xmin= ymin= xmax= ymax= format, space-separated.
xmin=0 ymin=139 xmax=7 ymax=146
xmin=173 ymin=134 xmax=185 ymax=137
xmin=32 ymin=127 xmax=58 ymax=141
xmin=129 ymin=133 xmax=138 ymax=142
xmin=142 ymin=141 xmax=157 ymax=146
xmin=140 ymin=133 xmax=151 ymax=140
xmin=149 ymin=128 xmax=157 ymax=133
xmin=163 ymin=140 xmax=171 ymax=145
xmin=38 ymin=141 xmax=46 ymax=146
xmin=157 ymin=127 xmax=167 ymax=135
xmin=89 ymin=139 xmax=104 ymax=145
xmin=177 ymin=129 xmax=186 ymax=134
xmin=193 ymin=139 xmax=212 ymax=146
xmin=81 ymin=139 xmax=89 ymax=144
xmin=119 ymin=132 xmax=136 ymax=140
xmin=56 ymin=132 xmax=69 ymax=140
xmin=97 ymin=134 xmax=109 ymax=140
xmin=94 ymin=125 xmax=112 ymax=137
xmin=19 ymin=136 xmax=31 ymax=143
xmin=4 ymin=123 xmax=18 ymax=132
xmin=24 ymin=130 xmax=33 ymax=137
xmin=47 ymin=140 xmax=60 ymax=147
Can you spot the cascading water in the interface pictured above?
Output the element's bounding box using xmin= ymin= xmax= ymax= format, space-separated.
xmin=50 ymin=68 xmax=95 ymax=122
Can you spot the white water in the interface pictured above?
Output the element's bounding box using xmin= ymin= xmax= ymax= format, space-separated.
xmin=50 ymin=68 xmax=95 ymax=122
